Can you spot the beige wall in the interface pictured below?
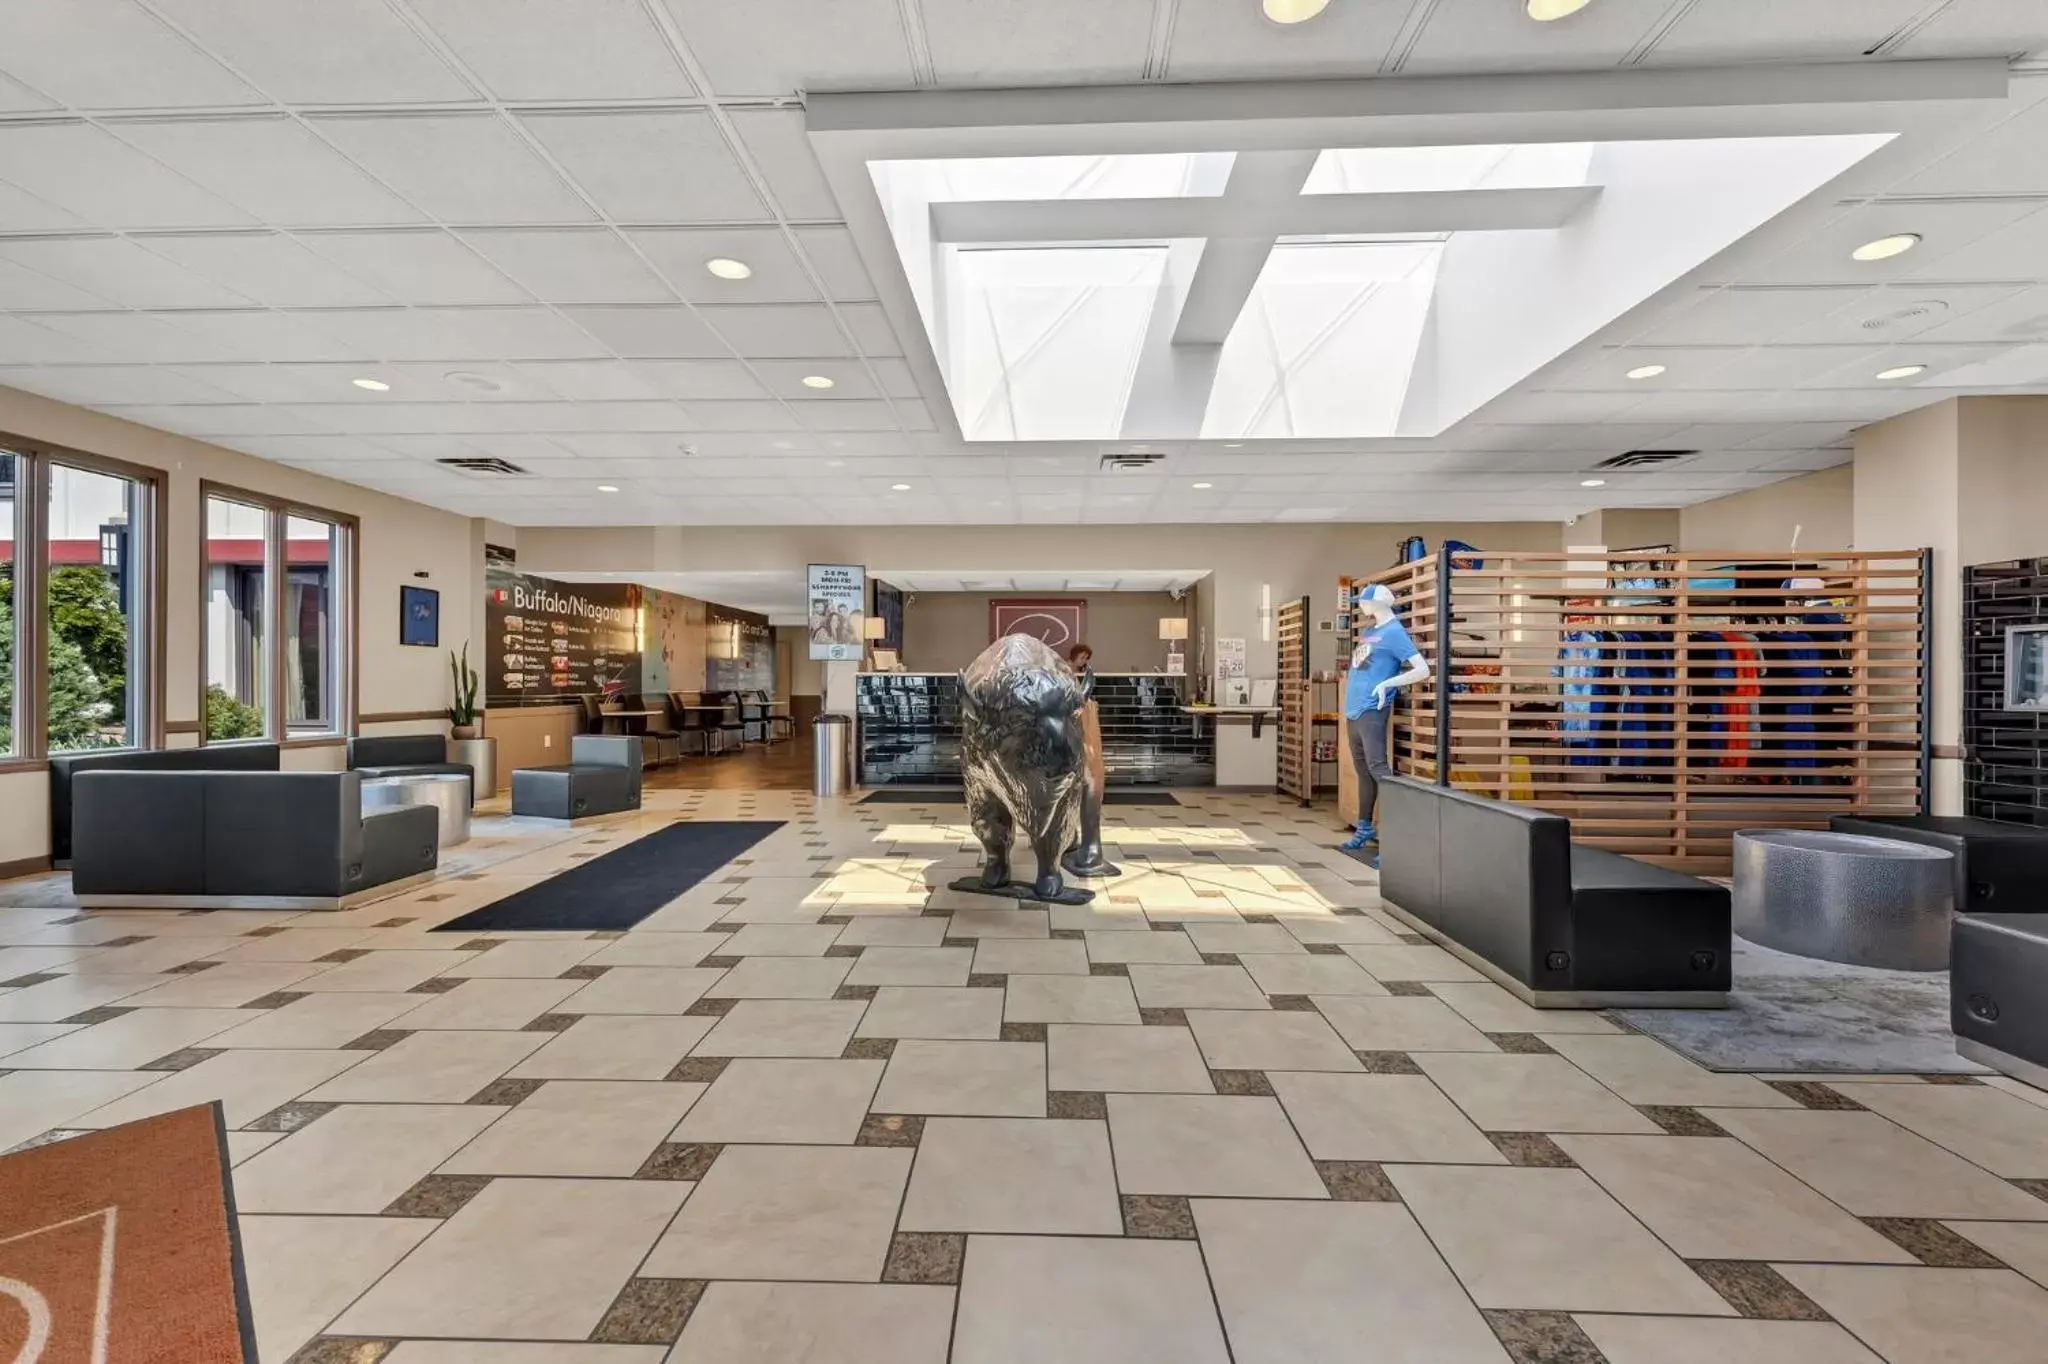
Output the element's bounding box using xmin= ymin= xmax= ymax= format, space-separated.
xmin=1680 ymin=465 xmax=1854 ymax=552
xmin=777 ymin=626 xmax=824 ymax=697
xmin=484 ymin=703 xmax=579 ymax=783
xmin=901 ymin=591 xmax=1182 ymax=672
xmin=1955 ymin=396 xmax=2048 ymax=567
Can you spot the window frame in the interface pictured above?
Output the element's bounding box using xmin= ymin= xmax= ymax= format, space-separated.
xmin=0 ymin=432 xmax=165 ymax=769
xmin=198 ymin=480 xmax=358 ymax=746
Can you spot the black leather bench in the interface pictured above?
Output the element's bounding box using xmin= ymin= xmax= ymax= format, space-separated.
xmin=1951 ymin=913 xmax=2048 ymax=1087
xmin=49 ymin=741 xmax=280 ymax=864
xmin=349 ymin=734 xmax=475 ymax=799
xmin=1378 ymin=775 xmax=1730 ymax=1006
xmin=511 ymin=735 xmax=642 ymax=821
xmin=1831 ymin=814 xmax=2048 ymax=914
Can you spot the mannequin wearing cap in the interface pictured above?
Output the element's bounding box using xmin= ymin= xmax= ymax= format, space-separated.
xmin=1343 ymin=584 xmax=1430 ymax=855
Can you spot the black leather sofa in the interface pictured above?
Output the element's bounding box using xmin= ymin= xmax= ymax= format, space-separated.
xmin=349 ymin=734 xmax=474 ymax=800
xmin=1377 ymin=776 xmax=1730 ymax=1006
xmin=1951 ymin=913 xmax=2048 ymax=1086
xmin=511 ymin=735 xmax=642 ymax=820
xmin=71 ymin=769 xmax=438 ymax=909
xmin=49 ymin=742 xmax=280 ymax=864
xmin=1831 ymin=814 xmax=2048 ymax=914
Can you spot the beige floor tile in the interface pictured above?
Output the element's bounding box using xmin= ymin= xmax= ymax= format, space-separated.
xmin=508 ymin=1013 xmax=715 ymax=1080
xmin=831 ymin=918 xmax=949 ymax=949
xmin=1574 ymin=1317 xmax=1882 ymax=1364
xmin=333 ymin=1177 xmax=690 ymax=1340
xmin=1273 ymin=912 xmax=1404 ymax=946
xmin=1704 ymin=1108 xmax=2048 ymax=1221
xmin=1542 ymin=1034 xmax=1798 ymax=1108
xmin=556 ymin=966 xmax=726 ymax=1015
xmin=1978 ymin=1074 xmax=2048 ymax=1109
xmin=1947 ymin=1222 xmax=2048 ymax=1290
xmin=3 ymin=1006 xmax=260 ymax=1069
xmin=900 ymin=1117 xmax=1122 ymax=1234
xmin=579 ymin=932 xmax=727 ymax=968
xmin=1239 ymin=953 xmax=1389 ymax=996
xmin=943 ymin=908 xmax=1050 ymax=939
xmin=873 ymin=1039 xmax=1045 ymax=1117
xmin=643 ymin=1144 xmax=912 ymax=1282
xmin=1108 ymin=1093 xmax=1325 ymax=1197
xmin=1833 ymin=1081 xmax=2048 ymax=1178
xmin=1196 ymin=1198 xmax=1510 ymax=1364
xmin=442 ymin=940 xmax=602 ymax=978
xmin=113 ymin=961 xmax=333 ymax=1008
xmin=239 ymin=1214 xmax=438 ymax=1363
xmin=292 ymin=948 xmax=480 ymax=992
xmin=441 ymin=1079 xmax=703 ymax=1176
xmin=387 ymin=1346 xmax=667 ymax=1364
xmin=1185 ymin=922 xmax=1308 ymax=956
xmin=952 ymin=1235 xmax=1231 ymax=1364
xmin=1388 ymin=1165 xmax=1733 ymax=1314
xmin=843 ymin=946 xmax=972 ymax=987
xmin=1127 ymin=964 xmax=1271 ymax=1010
xmin=1557 ymin=1134 xmax=1915 ymax=1262
xmin=720 ymin=922 xmax=844 ymax=957
xmin=75 ymin=1047 xmax=366 ymax=1130
xmin=692 ymin=999 xmax=867 ymax=1057
xmin=1047 ymin=1023 xmax=1215 ymax=1093
xmin=228 ymin=1130 xmax=286 ymax=1164
xmin=1271 ymin=1073 xmax=1507 ymax=1164
xmin=1187 ymin=1009 xmax=1363 ymax=1072
xmin=1776 ymin=1264 xmax=2048 ymax=1364
xmin=0 ymin=1069 xmax=165 ymax=1151
xmin=633 ymin=899 xmax=733 ymax=933
xmin=703 ymin=955 xmax=853 ymax=999
xmin=391 ymin=977 xmax=583 ymax=1030
xmin=671 ymin=1057 xmax=884 ymax=1144
xmin=856 ymin=986 xmax=1005 ymax=1040
xmin=1048 ymin=899 xmax=1151 ymax=932
xmin=0 ymin=973 xmax=170 ymax=1022
xmin=1340 ymin=944 xmax=1486 ymax=982
xmin=1312 ymin=996 xmax=1501 ymax=1052
xmin=1081 ymin=929 xmax=1200 ymax=964
xmin=971 ymin=938 xmax=1089 ymax=975
xmin=0 ymin=1021 xmax=82 ymax=1058
xmin=1427 ymin=982 xmax=1620 ymax=1034
xmin=1416 ymin=1053 xmax=1661 ymax=1134
xmin=201 ymin=927 xmax=378 ymax=964
xmin=1003 ymin=974 xmax=1140 ymax=1025
xmin=69 ymin=935 xmax=247 ymax=973
xmin=669 ymin=1283 xmax=954 ymax=1364
xmin=304 ymin=1029 xmax=548 ymax=1104
xmin=205 ymin=991 xmax=427 ymax=1050
xmin=235 ymin=1103 xmax=506 ymax=1212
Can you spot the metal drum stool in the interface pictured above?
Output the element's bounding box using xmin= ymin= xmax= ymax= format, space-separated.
xmin=1731 ymin=828 xmax=1955 ymax=971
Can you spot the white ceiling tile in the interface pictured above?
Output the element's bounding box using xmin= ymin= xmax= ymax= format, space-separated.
xmin=562 ymin=305 xmax=725 ymax=357
xmin=727 ymin=109 xmax=841 ymax=220
xmin=106 ymin=402 xmax=333 ymax=435
xmin=138 ymin=232 xmax=394 ymax=307
xmin=1167 ymin=0 xmax=1404 ymax=79
xmin=698 ymin=303 xmax=852 ymax=357
xmin=1914 ymin=282 xmax=2048 ymax=344
xmin=148 ymin=0 xmax=478 ymax=104
xmin=299 ymin=230 xmax=530 ymax=306
xmin=0 ymin=122 xmax=252 ymax=228
xmin=866 ymin=357 xmax=922 ymax=399
xmin=520 ymin=111 xmax=768 ymax=224
xmin=228 ymin=434 xmax=412 ymax=463
xmin=922 ymin=0 xmax=1152 ymax=86
xmin=1737 ymin=423 xmax=1858 ymax=450
xmin=1887 ymin=0 xmax=2048 ymax=58
xmin=311 ymin=114 xmax=595 ymax=224
xmin=839 ymin=302 xmax=904 ymax=357
xmin=25 ymin=311 xmax=257 ymax=362
xmin=551 ymin=433 xmax=695 ymax=460
xmin=154 ymin=309 xmax=375 ymax=361
xmin=407 ymin=0 xmax=694 ymax=101
xmin=459 ymin=229 xmax=675 ymax=304
xmin=174 ymin=363 xmax=358 ymax=403
xmin=1718 ymin=198 xmax=2045 ymax=288
xmin=0 ymin=180 xmax=84 ymax=233
xmin=111 ymin=118 xmax=424 ymax=227
xmin=1782 ymin=283 xmax=2029 ymax=345
xmin=0 ymin=258 xmax=122 ymax=311
xmin=1890 ymin=98 xmax=2048 ymax=198
xmin=676 ymin=399 xmax=799 ymax=431
xmin=1627 ymin=286 xmax=1870 ymax=347
xmin=1400 ymin=0 xmax=1668 ymax=74
xmin=0 ymin=236 xmax=252 ymax=309
xmin=625 ymin=227 xmax=819 ymax=304
xmin=305 ymin=306 xmax=609 ymax=360
xmin=0 ymin=315 xmax=123 ymax=363
xmin=659 ymin=0 xmax=914 ymax=97
xmin=1909 ymin=207 xmax=2048 ymax=285
xmin=0 ymin=0 xmax=262 ymax=108
xmin=744 ymin=359 xmax=880 ymax=399
xmin=0 ymin=69 xmax=55 ymax=112
xmin=0 ymin=363 xmax=244 ymax=406
xmin=791 ymin=226 xmax=878 ymax=301
xmin=513 ymin=360 xmax=666 ymax=401
xmin=1647 ymin=0 xmax=1930 ymax=64
xmin=795 ymin=399 xmax=902 ymax=432
xmin=627 ymin=360 xmax=769 ymax=400
xmin=897 ymin=397 xmax=935 ymax=430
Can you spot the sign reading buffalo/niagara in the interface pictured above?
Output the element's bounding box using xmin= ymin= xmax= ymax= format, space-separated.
xmin=485 ymin=568 xmax=641 ymax=704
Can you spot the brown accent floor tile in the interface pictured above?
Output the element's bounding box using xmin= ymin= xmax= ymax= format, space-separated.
xmin=245 ymin=1100 xmax=337 ymax=1134
xmin=382 ymin=1173 xmax=493 ymax=1218
xmin=456 ymin=938 xmax=500 ymax=951
xmin=140 ymin=1046 xmax=224 ymax=1072
xmin=883 ymin=1231 xmax=964 ymax=1285
xmin=522 ymin=1012 xmax=580 ymax=1033
xmin=164 ymin=960 xmax=221 ymax=974
xmin=1317 ymin=1160 xmax=1400 ymax=1202
xmin=592 ymin=1277 xmax=706 ymax=1345
xmin=967 ymin=973 xmax=1005 ymax=988
xmin=1486 ymin=1033 xmax=1555 ymax=1054
xmin=376 ymin=917 xmax=416 ymax=927
xmin=1240 ymin=914 xmax=1278 ymax=924
xmin=1048 ymin=1091 xmax=1107 ymax=1119
xmin=699 ymin=956 xmax=741 ymax=970
xmin=1304 ymin=943 xmax=1347 ymax=956
xmin=1639 ymin=1105 xmax=1730 ymax=1137
xmin=1210 ymin=1068 xmax=1274 ymax=1096
xmin=408 ymin=977 xmax=463 ymax=994
xmin=1050 ymin=928 xmax=1085 ymax=941
xmin=286 ymin=1339 xmax=394 ymax=1364
xmin=243 ymin=990 xmax=311 ymax=1010
xmin=1200 ymin=952 xmax=1240 ymax=967
xmin=1863 ymin=1217 xmax=2008 ymax=1267
xmin=636 ymin=1142 xmax=723 ymax=1181
xmin=1356 ymin=1050 xmax=1424 ymax=1074
xmin=685 ymin=997 xmax=736 ymax=1016
xmin=843 ymin=1037 xmax=897 ymax=1060
xmin=101 ymin=934 xmax=157 ymax=947
xmin=1088 ymin=962 xmax=1130 ymax=978
xmin=59 ymin=1005 xmax=136 ymax=1026
xmin=1687 ymin=1260 xmax=1831 ymax=1321
xmin=1383 ymin=980 xmax=1434 ymax=997
xmin=1766 ymin=1080 xmax=1866 ymax=1110
xmin=0 ymin=972 xmax=63 ymax=989
xmin=703 ymin=922 xmax=738 ymax=933
xmin=1483 ymin=1309 xmax=1609 ymax=1364
xmin=1487 ymin=1132 xmax=1577 ymax=1168
xmin=835 ymin=984 xmax=879 ymax=1000
xmin=1921 ymin=1073 xmax=1983 ymax=1085
xmin=315 ymin=948 xmax=372 ymax=964
xmin=1268 ymin=994 xmax=1317 ymax=1012
xmin=1121 ymin=1193 xmax=1196 ymax=1239
xmin=467 ymin=1077 xmax=545 ymax=1106
xmin=856 ymin=1113 xmax=924 ymax=1147
xmin=556 ymin=963 xmax=611 ymax=981
xmin=586 ymin=929 xmax=628 ymax=940
xmin=1148 ymin=921 xmax=1180 ymax=931
xmin=666 ymin=1056 xmax=730 ymax=1083
xmin=824 ymin=944 xmax=862 ymax=958
xmin=1000 ymin=1022 xmax=1047 ymax=1043
xmin=1140 ymin=1007 xmax=1188 ymax=1026
xmin=2014 ymin=1178 xmax=2048 ymax=1203
xmin=1397 ymin=933 xmax=1432 ymax=945
xmin=817 ymin=915 xmax=852 ymax=926
xmin=341 ymin=1029 xmax=413 ymax=1052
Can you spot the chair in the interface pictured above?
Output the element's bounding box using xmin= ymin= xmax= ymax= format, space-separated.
xmin=511 ymin=735 xmax=643 ymax=820
xmin=715 ymin=693 xmax=750 ymax=750
xmin=631 ymin=694 xmax=683 ymax=767
xmin=577 ymin=693 xmax=606 ymax=735
xmin=670 ymin=693 xmax=722 ymax=756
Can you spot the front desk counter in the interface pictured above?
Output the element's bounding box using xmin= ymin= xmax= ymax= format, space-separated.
xmin=856 ymin=671 xmax=1217 ymax=788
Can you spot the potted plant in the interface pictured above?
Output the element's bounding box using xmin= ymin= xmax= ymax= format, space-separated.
xmin=448 ymin=643 xmax=481 ymax=739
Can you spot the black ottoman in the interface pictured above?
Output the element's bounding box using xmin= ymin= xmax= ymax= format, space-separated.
xmin=1952 ymin=913 xmax=2048 ymax=1087
xmin=1831 ymin=814 xmax=2048 ymax=914
xmin=510 ymin=735 xmax=641 ymax=821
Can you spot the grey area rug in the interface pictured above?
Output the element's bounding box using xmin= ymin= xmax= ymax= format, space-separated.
xmin=1617 ymin=936 xmax=1986 ymax=1075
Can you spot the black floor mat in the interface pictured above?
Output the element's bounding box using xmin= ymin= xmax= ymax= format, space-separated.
xmin=432 ymin=821 xmax=782 ymax=933
xmin=861 ymin=789 xmax=1180 ymax=807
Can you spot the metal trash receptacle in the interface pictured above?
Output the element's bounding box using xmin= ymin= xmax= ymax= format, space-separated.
xmin=813 ymin=714 xmax=851 ymax=797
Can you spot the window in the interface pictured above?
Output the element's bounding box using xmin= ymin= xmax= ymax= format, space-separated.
xmin=204 ymin=494 xmax=267 ymax=740
xmin=286 ymin=515 xmax=339 ymax=733
xmin=0 ymin=450 xmax=17 ymax=757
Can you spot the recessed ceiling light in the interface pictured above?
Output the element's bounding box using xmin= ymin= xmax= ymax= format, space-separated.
xmin=1261 ymin=0 xmax=1330 ymax=23
xmin=1222 ymin=442 xmax=1244 ymax=448
xmin=705 ymin=257 xmax=752 ymax=279
xmin=826 ymin=460 xmax=846 ymax=468
xmin=351 ymin=377 xmax=389 ymax=391
xmin=1192 ymin=482 xmax=1214 ymax=489
xmin=1580 ymin=478 xmax=1607 ymax=487
xmin=597 ymin=484 xmax=619 ymax=493
xmin=1626 ymin=364 xmax=1667 ymax=380
xmin=891 ymin=483 xmax=911 ymax=491
xmin=1876 ymin=363 xmax=1928 ymax=380
xmin=1526 ymin=0 xmax=1592 ymax=18
xmin=1852 ymin=233 xmax=1921 ymax=262
xmin=801 ymin=375 xmax=835 ymax=389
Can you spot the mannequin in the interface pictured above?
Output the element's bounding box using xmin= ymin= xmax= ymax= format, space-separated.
xmin=1343 ymin=584 xmax=1430 ymax=857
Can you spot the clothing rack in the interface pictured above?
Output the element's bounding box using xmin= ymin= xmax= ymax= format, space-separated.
xmin=1342 ymin=549 xmax=1930 ymax=874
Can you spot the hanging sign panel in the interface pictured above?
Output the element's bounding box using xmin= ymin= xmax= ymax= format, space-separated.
xmin=807 ymin=564 xmax=866 ymax=660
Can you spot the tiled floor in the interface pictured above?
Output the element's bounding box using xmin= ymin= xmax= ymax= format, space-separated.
xmin=5 ymin=786 xmax=2048 ymax=1363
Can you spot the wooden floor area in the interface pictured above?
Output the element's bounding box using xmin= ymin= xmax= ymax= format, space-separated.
xmin=644 ymin=732 xmax=815 ymax=790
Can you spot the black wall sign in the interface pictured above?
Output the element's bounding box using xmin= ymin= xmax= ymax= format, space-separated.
xmin=486 ymin=568 xmax=641 ymax=705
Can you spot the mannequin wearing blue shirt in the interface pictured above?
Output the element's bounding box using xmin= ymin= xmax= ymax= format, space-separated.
xmin=1343 ymin=584 xmax=1429 ymax=854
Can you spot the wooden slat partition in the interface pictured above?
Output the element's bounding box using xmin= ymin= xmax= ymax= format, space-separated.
xmin=1347 ymin=549 xmax=1928 ymax=874
xmin=1276 ymin=597 xmax=1312 ymax=804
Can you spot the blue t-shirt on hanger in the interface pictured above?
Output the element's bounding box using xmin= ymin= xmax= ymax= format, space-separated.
xmin=1344 ymin=618 xmax=1419 ymax=718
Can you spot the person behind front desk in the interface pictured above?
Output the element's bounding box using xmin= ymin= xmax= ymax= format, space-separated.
xmin=1343 ymin=584 xmax=1430 ymax=856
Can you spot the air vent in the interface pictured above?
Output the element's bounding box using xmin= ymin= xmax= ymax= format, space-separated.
xmin=1860 ymin=300 xmax=1948 ymax=332
xmin=1099 ymin=449 xmax=1167 ymax=472
xmin=1592 ymin=449 xmax=1698 ymax=471
xmin=435 ymin=457 xmax=530 ymax=476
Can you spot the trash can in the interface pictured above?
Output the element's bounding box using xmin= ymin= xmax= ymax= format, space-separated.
xmin=813 ymin=714 xmax=852 ymax=797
